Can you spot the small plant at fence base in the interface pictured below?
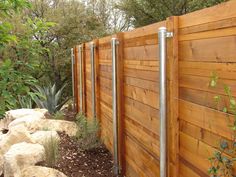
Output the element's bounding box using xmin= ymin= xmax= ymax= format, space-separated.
xmin=43 ymin=135 xmax=59 ymax=167
xmin=52 ymin=111 xmax=65 ymax=120
xmin=208 ymin=72 xmax=236 ymax=177
xmin=75 ymin=112 xmax=100 ymax=150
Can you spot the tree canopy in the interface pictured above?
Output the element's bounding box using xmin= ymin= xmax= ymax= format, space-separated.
xmin=0 ymin=0 xmax=230 ymax=117
xmin=117 ymin=0 xmax=228 ymax=27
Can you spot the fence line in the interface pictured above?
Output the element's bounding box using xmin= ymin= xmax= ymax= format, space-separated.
xmin=72 ymin=0 xmax=236 ymax=176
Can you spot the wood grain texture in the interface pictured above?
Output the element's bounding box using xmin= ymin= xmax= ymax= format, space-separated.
xmin=179 ymin=0 xmax=236 ymax=28
xmin=73 ymin=1 xmax=236 ymax=176
xmin=166 ymin=16 xmax=179 ymax=177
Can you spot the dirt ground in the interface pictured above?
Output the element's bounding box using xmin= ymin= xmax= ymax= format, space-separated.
xmin=53 ymin=132 xmax=119 ymax=177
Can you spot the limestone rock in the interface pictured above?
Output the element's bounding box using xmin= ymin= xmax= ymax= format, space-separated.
xmin=3 ymin=142 xmax=45 ymax=177
xmin=0 ymin=124 xmax=34 ymax=176
xmin=0 ymin=133 xmax=6 ymax=142
xmin=5 ymin=109 xmax=48 ymax=121
xmin=22 ymin=119 xmax=77 ymax=136
xmin=21 ymin=166 xmax=67 ymax=177
xmin=38 ymin=119 xmax=78 ymax=136
xmin=8 ymin=115 xmax=42 ymax=132
xmin=31 ymin=131 xmax=59 ymax=145
xmin=1 ymin=109 xmax=48 ymax=130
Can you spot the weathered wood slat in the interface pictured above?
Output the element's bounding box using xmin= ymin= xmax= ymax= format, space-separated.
xmin=179 ymin=26 xmax=236 ymax=41
xmin=179 ymin=36 xmax=236 ymax=62
xmin=179 ymin=161 xmax=201 ymax=177
xmin=124 ymin=76 xmax=158 ymax=93
xmin=123 ymin=20 xmax=165 ymax=39
xmin=179 ymin=99 xmax=234 ymax=139
xmin=179 ymin=17 xmax=236 ymax=35
xmin=179 ymin=87 xmax=232 ymax=113
xmin=124 ymin=45 xmax=158 ymax=61
xmin=179 ymin=132 xmax=213 ymax=176
xmin=124 ymin=60 xmax=159 ymax=71
xmin=124 ymin=116 xmax=160 ymax=158
xmin=124 ymin=84 xmax=159 ymax=109
xmin=124 ymin=135 xmax=160 ymax=177
xmin=180 ymin=61 xmax=236 ymax=80
xmin=124 ymin=97 xmax=159 ymax=136
xmin=124 ymin=68 xmax=159 ymax=82
xmin=124 ymin=34 xmax=158 ymax=47
xmin=180 ymin=74 xmax=236 ymax=97
xmin=179 ymin=0 xmax=236 ymax=28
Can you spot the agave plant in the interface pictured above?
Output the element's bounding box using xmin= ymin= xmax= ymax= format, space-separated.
xmin=18 ymin=95 xmax=33 ymax=108
xmin=31 ymin=83 xmax=68 ymax=114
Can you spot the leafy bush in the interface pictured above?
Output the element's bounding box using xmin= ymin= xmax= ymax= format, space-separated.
xmin=208 ymin=72 xmax=236 ymax=177
xmin=31 ymin=83 xmax=68 ymax=114
xmin=75 ymin=113 xmax=100 ymax=150
xmin=43 ymin=135 xmax=59 ymax=167
xmin=0 ymin=59 xmax=38 ymax=118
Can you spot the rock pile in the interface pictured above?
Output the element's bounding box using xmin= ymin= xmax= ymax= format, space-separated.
xmin=0 ymin=109 xmax=78 ymax=177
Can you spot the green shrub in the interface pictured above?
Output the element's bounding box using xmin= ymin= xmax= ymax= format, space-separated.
xmin=31 ymin=83 xmax=68 ymax=114
xmin=208 ymin=72 xmax=236 ymax=177
xmin=75 ymin=112 xmax=100 ymax=150
xmin=0 ymin=59 xmax=38 ymax=118
xmin=43 ymin=135 xmax=59 ymax=167
xmin=52 ymin=111 xmax=65 ymax=120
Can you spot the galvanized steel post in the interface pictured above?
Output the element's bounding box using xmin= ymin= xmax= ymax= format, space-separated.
xmin=158 ymin=27 xmax=173 ymax=177
xmin=71 ymin=48 xmax=75 ymax=110
xmin=111 ymin=37 xmax=119 ymax=175
xmin=79 ymin=45 xmax=83 ymax=113
xmin=90 ymin=42 xmax=96 ymax=119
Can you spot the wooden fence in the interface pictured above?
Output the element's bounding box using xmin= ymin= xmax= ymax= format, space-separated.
xmin=72 ymin=0 xmax=236 ymax=176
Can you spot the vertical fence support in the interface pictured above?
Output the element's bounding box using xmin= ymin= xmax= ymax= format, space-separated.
xmin=116 ymin=33 xmax=125 ymax=176
xmin=158 ymin=27 xmax=173 ymax=177
xmin=71 ymin=48 xmax=75 ymax=110
xmin=94 ymin=39 xmax=100 ymax=123
xmin=74 ymin=47 xmax=79 ymax=112
xmin=79 ymin=45 xmax=83 ymax=113
xmin=111 ymin=37 xmax=119 ymax=175
xmin=166 ymin=16 xmax=179 ymax=177
xmin=90 ymin=42 xmax=96 ymax=119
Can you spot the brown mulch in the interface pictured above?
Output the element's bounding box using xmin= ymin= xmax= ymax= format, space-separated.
xmin=63 ymin=109 xmax=77 ymax=121
xmin=53 ymin=132 xmax=119 ymax=177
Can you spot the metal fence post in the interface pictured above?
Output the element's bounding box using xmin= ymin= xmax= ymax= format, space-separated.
xmin=79 ymin=45 xmax=83 ymax=113
xmin=158 ymin=27 xmax=173 ymax=177
xmin=111 ymin=37 xmax=119 ymax=175
xmin=90 ymin=42 xmax=96 ymax=119
xmin=71 ymin=48 xmax=75 ymax=110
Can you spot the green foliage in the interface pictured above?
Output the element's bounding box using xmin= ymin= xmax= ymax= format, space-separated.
xmin=0 ymin=59 xmax=38 ymax=118
xmin=0 ymin=0 xmax=107 ymax=118
xmin=43 ymin=135 xmax=59 ymax=167
xmin=75 ymin=112 xmax=100 ymax=150
xmin=0 ymin=22 xmax=16 ymax=48
xmin=18 ymin=95 xmax=33 ymax=108
xmin=0 ymin=0 xmax=30 ymax=48
xmin=0 ymin=0 xmax=30 ymax=16
xmin=23 ymin=0 xmax=108 ymax=92
xmin=117 ymin=0 xmax=228 ymax=27
xmin=52 ymin=111 xmax=65 ymax=120
xmin=31 ymin=83 xmax=68 ymax=114
xmin=208 ymin=72 xmax=236 ymax=177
